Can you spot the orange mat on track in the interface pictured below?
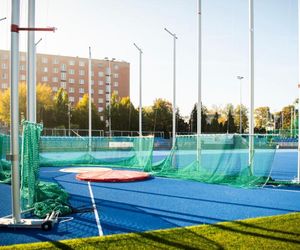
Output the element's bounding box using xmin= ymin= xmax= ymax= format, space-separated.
xmin=76 ymin=170 xmax=151 ymax=182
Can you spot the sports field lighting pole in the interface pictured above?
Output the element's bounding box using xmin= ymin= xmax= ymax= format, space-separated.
xmin=88 ymin=47 xmax=92 ymax=151
xmin=104 ymin=57 xmax=115 ymax=137
xmin=133 ymin=43 xmax=143 ymax=137
xmin=164 ymin=27 xmax=177 ymax=148
xmin=237 ymin=76 xmax=244 ymax=134
xmin=249 ymin=0 xmax=254 ymax=175
xmin=297 ymin=0 xmax=300 ymax=183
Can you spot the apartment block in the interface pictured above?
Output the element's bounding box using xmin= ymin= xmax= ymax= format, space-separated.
xmin=0 ymin=50 xmax=130 ymax=121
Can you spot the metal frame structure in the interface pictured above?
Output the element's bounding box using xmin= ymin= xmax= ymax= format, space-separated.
xmin=164 ymin=27 xmax=177 ymax=148
xmin=133 ymin=43 xmax=143 ymax=137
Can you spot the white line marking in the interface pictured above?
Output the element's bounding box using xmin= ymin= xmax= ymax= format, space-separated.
xmin=88 ymin=181 xmax=103 ymax=236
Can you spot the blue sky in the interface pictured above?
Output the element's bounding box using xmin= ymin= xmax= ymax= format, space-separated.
xmin=0 ymin=0 xmax=298 ymax=116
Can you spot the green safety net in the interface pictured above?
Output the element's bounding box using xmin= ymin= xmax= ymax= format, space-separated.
xmin=152 ymin=134 xmax=277 ymax=188
xmin=39 ymin=136 xmax=154 ymax=171
xmin=0 ymin=122 xmax=71 ymax=218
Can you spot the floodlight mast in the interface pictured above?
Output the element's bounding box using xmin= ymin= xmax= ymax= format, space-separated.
xmin=164 ymin=27 xmax=177 ymax=148
xmin=249 ymin=0 xmax=254 ymax=175
xmin=133 ymin=43 xmax=143 ymax=137
xmin=237 ymin=76 xmax=244 ymax=134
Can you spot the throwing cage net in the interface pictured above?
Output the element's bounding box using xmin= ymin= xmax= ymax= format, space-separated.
xmin=152 ymin=134 xmax=277 ymax=187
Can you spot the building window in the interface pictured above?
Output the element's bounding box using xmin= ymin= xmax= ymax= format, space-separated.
xmin=106 ymin=94 xmax=110 ymax=100
xmin=42 ymin=57 xmax=48 ymax=63
xmin=98 ymin=80 xmax=103 ymax=86
xmin=98 ymin=71 xmax=104 ymax=77
xmin=52 ymin=86 xmax=58 ymax=92
xmin=2 ymin=73 xmax=7 ymax=80
xmin=20 ymin=55 xmax=26 ymax=61
xmin=91 ymin=80 xmax=94 ymax=85
xmin=105 ymin=67 xmax=110 ymax=75
xmin=105 ymin=85 xmax=110 ymax=93
xmin=53 ymin=67 xmax=59 ymax=73
xmin=69 ymin=87 xmax=74 ymax=93
xmin=79 ymin=88 xmax=84 ymax=94
xmin=98 ymin=63 xmax=103 ymax=68
xmin=61 ymin=64 xmax=67 ymax=71
xmin=52 ymin=77 xmax=58 ymax=83
xmin=69 ymin=78 xmax=75 ymax=84
xmin=98 ymin=107 xmax=104 ymax=112
xmin=61 ymin=72 xmax=66 ymax=80
xmin=20 ymin=64 xmax=25 ymax=71
xmin=1 ymin=63 xmax=7 ymax=69
xmin=1 ymin=54 xmax=8 ymax=60
xmin=100 ymin=116 xmax=104 ymax=121
xmin=91 ymin=71 xmax=94 ymax=77
xmin=69 ymin=69 xmax=75 ymax=75
xmin=98 ymin=98 xmax=103 ymax=104
xmin=53 ymin=58 xmax=59 ymax=64
xmin=43 ymin=67 xmax=48 ymax=73
xmin=60 ymin=82 xmax=66 ymax=89
xmin=1 ymin=83 xmax=8 ymax=89
xmin=20 ymin=74 xmax=26 ymax=81
xmin=105 ymin=76 xmax=110 ymax=83
xmin=41 ymin=76 xmax=48 ymax=82
xmin=79 ymin=61 xmax=85 ymax=67
xmin=79 ymin=97 xmax=83 ymax=101
xmin=113 ymin=90 xmax=119 ymax=95
xmin=91 ymin=89 xmax=94 ymax=94
xmin=79 ymin=70 xmax=85 ymax=76
xmin=69 ymin=96 xmax=75 ymax=102
xmin=114 ymin=82 xmax=118 ymax=87
xmin=113 ymin=73 xmax=119 ymax=79
xmin=69 ymin=60 xmax=75 ymax=66
xmin=114 ymin=64 xmax=119 ymax=70
xmin=79 ymin=79 xmax=84 ymax=85
xmin=98 ymin=89 xmax=103 ymax=95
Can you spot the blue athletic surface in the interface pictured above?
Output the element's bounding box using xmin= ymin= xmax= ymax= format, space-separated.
xmin=0 ymin=149 xmax=299 ymax=246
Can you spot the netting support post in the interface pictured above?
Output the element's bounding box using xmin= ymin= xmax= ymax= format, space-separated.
xmin=88 ymin=47 xmax=92 ymax=152
xmin=196 ymin=0 xmax=202 ymax=170
xmin=27 ymin=0 xmax=36 ymax=123
xmin=10 ymin=0 xmax=21 ymax=223
xmin=248 ymin=0 xmax=254 ymax=175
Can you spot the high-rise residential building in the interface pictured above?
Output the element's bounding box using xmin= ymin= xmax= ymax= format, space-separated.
xmin=0 ymin=50 xmax=130 ymax=121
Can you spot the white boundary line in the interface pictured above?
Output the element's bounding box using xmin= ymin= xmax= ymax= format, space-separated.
xmin=88 ymin=181 xmax=103 ymax=236
xmin=263 ymin=187 xmax=300 ymax=193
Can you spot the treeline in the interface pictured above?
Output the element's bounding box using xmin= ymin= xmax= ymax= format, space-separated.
xmin=0 ymin=83 xmax=297 ymax=135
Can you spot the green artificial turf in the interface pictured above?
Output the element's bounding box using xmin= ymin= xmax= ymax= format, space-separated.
xmin=1 ymin=212 xmax=300 ymax=249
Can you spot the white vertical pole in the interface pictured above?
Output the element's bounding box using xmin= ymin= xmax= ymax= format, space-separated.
xmin=240 ymin=79 xmax=242 ymax=133
xmin=108 ymin=60 xmax=112 ymax=137
xmin=297 ymin=0 xmax=300 ymax=183
xmin=10 ymin=0 xmax=21 ymax=223
xmin=197 ymin=0 xmax=202 ymax=166
xmin=249 ymin=0 xmax=254 ymax=175
xmin=27 ymin=0 xmax=36 ymax=122
xmin=88 ymin=47 xmax=92 ymax=151
xmin=133 ymin=43 xmax=143 ymax=137
xmin=139 ymin=49 xmax=142 ymax=137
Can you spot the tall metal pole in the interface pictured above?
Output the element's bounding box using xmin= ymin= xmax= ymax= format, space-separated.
xmin=297 ymin=0 xmax=300 ymax=183
xmin=88 ymin=47 xmax=92 ymax=151
xmin=237 ymin=76 xmax=244 ymax=133
xmin=249 ymin=0 xmax=254 ymax=174
xmin=134 ymin=43 xmax=143 ymax=137
xmin=27 ymin=0 xmax=36 ymax=122
xmin=10 ymin=0 xmax=21 ymax=223
xmin=108 ymin=60 xmax=112 ymax=137
xmin=197 ymin=0 xmax=202 ymax=136
xmin=164 ymin=28 xmax=177 ymax=148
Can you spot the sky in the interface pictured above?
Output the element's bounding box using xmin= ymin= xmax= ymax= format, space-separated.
xmin=0 ymin=0 xmax=298 ymax=116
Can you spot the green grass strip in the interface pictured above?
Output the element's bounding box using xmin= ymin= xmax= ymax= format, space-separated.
xmin=1 ymin=212 xmax=300 ymax=249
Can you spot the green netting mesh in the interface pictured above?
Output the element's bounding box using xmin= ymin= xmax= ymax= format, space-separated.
xmin=39 ymin=136 xmax=154 ymax=171
xmin=0 ymin=134 xmax=11 ymax=184
xmin=152 ymin=134 xmax=277 ymax=188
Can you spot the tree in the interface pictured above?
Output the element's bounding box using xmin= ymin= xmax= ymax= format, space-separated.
xmin=71 ymin=94 xmax=104 ymax=130
xmin=254 ymin=106 xmax=270 ymax=131
xmin=176 ymin=109 xmax=189 ymax=133
xmin=223 ymin=108 xmax=236 ymax=133
xmin=234 ymin=104 xmax=248 ymax=133
xmin=210 ymin=112 xmax=222 ymax=133
xmin=52 ymin=88 xmax=69 ymax=128
xmin=0 ymin=83 xmax=53 ymax=125
xmin=189 ymin=104 xmax=208 ymax=133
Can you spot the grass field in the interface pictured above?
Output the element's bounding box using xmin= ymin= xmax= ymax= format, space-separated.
xmin=1 ymin=212 xmax=299 ymax=249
